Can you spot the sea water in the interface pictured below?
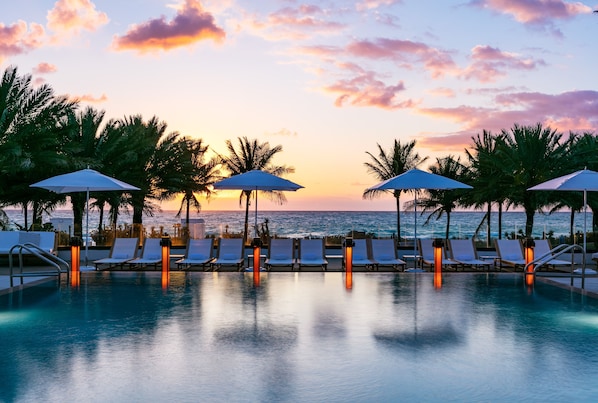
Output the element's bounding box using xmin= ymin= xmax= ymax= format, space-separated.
xmin=4 ymin=209 xmax=593 ymax=241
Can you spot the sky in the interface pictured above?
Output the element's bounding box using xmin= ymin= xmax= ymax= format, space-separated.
xmin=1 ymin=0 xmax=598 ymax=212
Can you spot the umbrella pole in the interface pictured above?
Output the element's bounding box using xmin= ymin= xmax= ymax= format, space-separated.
xmin=255 ymin=187 xmax=258 ymax=238
xmin=85 ymin=188 xmax=90 ymax=268
xmin=414 ymin=191 xmax=418 ymax=269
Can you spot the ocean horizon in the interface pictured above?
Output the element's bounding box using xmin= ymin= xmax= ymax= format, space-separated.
xmin=4 ymin=208 xmax=594 ymax=241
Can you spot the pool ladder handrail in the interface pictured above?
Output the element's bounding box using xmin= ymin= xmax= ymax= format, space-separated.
xmin=8 ymin=242 xmax=70 ymax=287
xmin=524 ymin=243 xmax=587 ymax=288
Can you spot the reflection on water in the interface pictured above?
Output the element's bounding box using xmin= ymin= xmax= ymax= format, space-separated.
xmin=1 ymin=272 xmax=598 ymax=402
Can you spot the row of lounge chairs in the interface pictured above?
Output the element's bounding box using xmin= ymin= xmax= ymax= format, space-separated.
xmin=91 ymin=236 xmax=572 ymax=272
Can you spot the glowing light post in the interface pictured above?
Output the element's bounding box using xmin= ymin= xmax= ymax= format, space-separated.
xmin=524 ymin=238 xmax=535 ymax=287
xmin=344 ymin=238 xmax=354 ymax=289
xmin=252 ymin=238 xmax=262 ymax=287
xmin=161 ymin=236 xmax=171 ymax=290
xmin=70 ymin=237 xmax=81 ymax=288
xmin=433 ymin=238 xmax=443 ymax=289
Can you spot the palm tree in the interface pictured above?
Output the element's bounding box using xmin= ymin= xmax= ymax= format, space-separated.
xmin=465 ymin=130 xmax=509 ymax=244
xmin=59 ymin=106 xmax=106 ymax=237
xmin=417 ymin=156 xmax=471 ymax=239
xmin=0 ymin=65 xmax=77 ymax=229
xmin=219 ymin=137 xmax=293 ymax=243
xmin=496 ymin=123 xmax=571 ymax=237
xmin=160 ymin=138 xmax=221 ymax=235
xmin=363 ymin=139 xmax=428 ymax=239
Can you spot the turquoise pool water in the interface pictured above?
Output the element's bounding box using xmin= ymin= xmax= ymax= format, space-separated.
xmin=1 ymin=272 xmax=598 ymax=402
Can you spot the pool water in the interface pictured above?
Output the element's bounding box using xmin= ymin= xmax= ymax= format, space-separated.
xmin=1 ymin=272 xmax=598 ymax=402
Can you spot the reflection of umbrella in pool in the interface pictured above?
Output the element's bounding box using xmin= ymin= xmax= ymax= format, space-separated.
xmin=213 ymin=170 xmax=303 ymax=237
xmin=373 ymin=323 xmax=462 ymax=350
xmin=528 ymin=169 xmax=598 ymax=257
xmin=30 ymin=168 xmax=139 ymax=269
xmin=213 ymin=280 xmax=297 ymax=351
xmin=366 ymin=168 xmax=472 ymax=272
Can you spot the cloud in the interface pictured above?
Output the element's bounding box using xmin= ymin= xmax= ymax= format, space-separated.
xmin=323 ymin=62 xmax=417 ymax=109
xmin=461 ymin=45 xmax=545 ymax=82
xmin=0 ymin=20 xmax=45 ymax=61
xmin=265 ymin=128 xmax=298 ymax=137
xmin=416 ymin=89 xmax=598 ymax=150
xmin=427 ymin=87 xmax=457 ymax=98
xmin=471 ymin=0 xmax=592 ymax=36
xmin=112 ymin=0 xmax=225 ymax=52
xmin=70 ymin=93 xmax=108 ymax=103
xmin=356 ymin=0 xmax=403 ymax=12
xmin=243 ymin=4 xmax=345 ymax=41
xmin=346 ymin=38 xmax=458 ymax=78
xmin=33 ymin=62 xmax=57 ymax=74
xmin=46 ymin=0 xmax=109 ymax=35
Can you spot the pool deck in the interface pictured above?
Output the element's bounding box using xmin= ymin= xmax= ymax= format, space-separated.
xmin=3 ymin=256 xmax=598 ymax=299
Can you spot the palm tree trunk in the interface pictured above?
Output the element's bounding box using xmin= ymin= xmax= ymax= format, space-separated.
xmin=22 ymin=203 xmax=28 ymax=231
xmin=445 ymin=212 xmax=451 ymax=240
xmin=570 ymin=210 xmax=575 ymax=243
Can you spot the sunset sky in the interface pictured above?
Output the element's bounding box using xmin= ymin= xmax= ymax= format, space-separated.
xmin=1 ymin=0 xmax=597 ymax=212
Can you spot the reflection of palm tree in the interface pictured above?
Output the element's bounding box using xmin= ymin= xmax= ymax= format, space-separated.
xmin=219 ymin=137 xmax=293 ymax=243
xmin=363 ymin=140 xmax=427 ymax=239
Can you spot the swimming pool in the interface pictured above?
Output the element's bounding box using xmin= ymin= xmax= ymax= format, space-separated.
xmin=1 ymin=272 xmax=598 ymax=402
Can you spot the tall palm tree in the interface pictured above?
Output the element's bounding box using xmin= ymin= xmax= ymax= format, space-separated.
xmin=465 ymin=130 xmax=509 ymax=244
xmin=159 ymin=138 xmax=221 ymax=232
xmin=496 ymin=123 xmax=571 ymax=237
xmin=0 ymin=65 xmax=76 ymax=229
xmin=417 ymin=156 xmax=471 ymax=239
xmin=219 ymin=137 xmax=293 ymax=243
xmin=59 ymin=106 xmax=106 ymax=237
xmin=363 ymin=139 xmax=428 ymax=239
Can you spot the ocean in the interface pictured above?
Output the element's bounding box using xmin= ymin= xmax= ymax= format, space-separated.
xmin=4 ymin=208 xmax=594 ymax=242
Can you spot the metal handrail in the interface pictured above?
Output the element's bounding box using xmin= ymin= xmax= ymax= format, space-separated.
xmin=524 ymin=243 xmax=586 ymax=288
xmin=8 ymin=243 xmax=70 ymax=287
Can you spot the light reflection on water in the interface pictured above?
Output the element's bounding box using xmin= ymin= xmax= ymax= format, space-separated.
xmin=1 ymin=273 xmax=598 ymax=402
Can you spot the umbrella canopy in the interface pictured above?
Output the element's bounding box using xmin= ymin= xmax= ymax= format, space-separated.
xmin=368 ymin=168 xmax=473 ymax=191
xmin=528 ymin=169 xmax=598 ymax=257
xmin=31 ymin=168 xmax=140 ymax=268
xmin=213 ymin=169 xmax=303 ymax=192
xmin=367 ymin=168 xmax=472 ymax=272
xmin=213 ymin=170 xmax=303 ymax=238
xmin=30 ymin=168 xmax=139 ymax=193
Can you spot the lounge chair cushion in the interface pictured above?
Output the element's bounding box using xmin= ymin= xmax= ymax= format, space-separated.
xmin=146 ymin=254 xmax=160 ymax=260
xmin=113 ymin=253 xmax=130 ymax=259
xmin=304 ymin=253 xmax=318 ymax=260
xmin=354 ymin=254 xmax=365 ymax=260
xmin=378 ymin=254 xmax=393 ymax=261
xmin=455 ymin=254 xmax=473 ymax=260
xmin=189 ymin=254 xmax=207 ymax=260
xmin=503 ymin=254 xmax=519 ymax=260
xmin=223 ymin=253 xmax=238 ymax=260
xmin=273 ymin=254 xmax=288 ymax=260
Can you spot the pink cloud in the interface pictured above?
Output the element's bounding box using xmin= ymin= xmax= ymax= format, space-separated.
xmin=46 ymin=0 xmax=109 ymax=34
xmin=462 ymin=45 xmax=545 ymax=82
xmin=427 ymin=87 xmax=457 ymax=98
xmin=112 ymin=0 xmax=225 ymax=52
xmin=246 ymin=4 xmax=345 ymax=41
xmin=33 ymin=62 xmax=57 ymax=74
xmin=416 ymin=89 xmax=598 ymax=151
xmin=69 ymin=93 xmax=108 ymax=103
xmin=472 ymin=0 xmax=592 ymax=36
xmin=356 ymin=0 xmax=403 ymax=12
xmin=346 ymin=38 xmax=458 ymax=78
xmin=323 ymin=63 xmax=417 ymax=109
xmin=0 ymin=21 xmax=45 ymax=61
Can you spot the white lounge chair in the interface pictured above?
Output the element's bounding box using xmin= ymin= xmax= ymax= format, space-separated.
xmin=370 ymin=239 xmax=406 ymax=271
xmin=494 ymin=239 xmax=526 ymax=269
xmin=265 ymin=238 xmax=295 ymax=270
xmin=127 ymin=238 xmax=163 ymax=270
xmin=297 ymin=239 xmax=328 ymax=270
xmin=344 ymin=238 xmax=375 ymax=270
xmin=533 ymin=239 xmax=571 ymax=269
xmin=175 ymin=238 xmax=214 ymax=270
xmin=448 ymin=239 xmax=492 ymax=271
xmin=94 ymin=237 xmax=139 ymax=270
xmin=418 ymin=239 xmax=460 ymax=271
xmin=211 ymin=238 xmax=244 ymax=271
